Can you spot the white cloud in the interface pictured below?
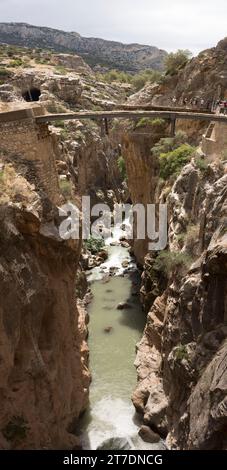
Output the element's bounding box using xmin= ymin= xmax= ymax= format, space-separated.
xmin=0 ymin=0 xmax=226 ymax=53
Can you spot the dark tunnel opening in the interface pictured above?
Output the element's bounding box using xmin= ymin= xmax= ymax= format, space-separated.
xmin=22 ymin=87 xmax=41 ymax=102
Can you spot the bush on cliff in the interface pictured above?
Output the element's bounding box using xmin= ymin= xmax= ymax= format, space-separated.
xmin=99 ymin=68 xmax=161 ymax=91
xmin=136 ymin=118 xmax=166 ymax=129
xmin=159 ymin=143 xmax=195 ymax=180
xmin=131 ymin=69 xmax=161 ymax=91
xmin=117 ymin=156 xmax=127 ymax=181
xmin=153 ymin=251 xmax=192 ymax=277
xmin=85 ymin=236 xmax=105 ymax=254
xmin=165 ymin=49 xmax=192 ymax=76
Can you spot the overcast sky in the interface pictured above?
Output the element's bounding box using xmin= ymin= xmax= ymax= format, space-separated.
xmin=0 ymin=0 xmax=227 ymax=54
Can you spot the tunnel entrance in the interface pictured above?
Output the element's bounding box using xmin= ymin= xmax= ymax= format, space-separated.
xmin=22 ymin=87 xmax=41 ymax=102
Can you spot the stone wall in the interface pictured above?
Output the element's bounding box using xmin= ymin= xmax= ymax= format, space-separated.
xmin=202 ymin=122 xmax=227 ymax=161
xmin=0 ymin=108 xmax=60 ymax=204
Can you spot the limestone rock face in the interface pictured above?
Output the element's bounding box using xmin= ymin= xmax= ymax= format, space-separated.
xmin=133 ymin=160 xmax=227 ymax=449
xmin=0 ymin=162 xmax=90 ymax=449
xmin=122 ymin=122 xmax=168 ymax=264
xmin=0 ymin=22 xmax=167 ymax=72
xmin=51 ymin=54 xmax=92 ymax=74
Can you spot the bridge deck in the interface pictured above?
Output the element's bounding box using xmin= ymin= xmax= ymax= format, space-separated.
xmin=35 ymin=109 xmax=227 ymax=124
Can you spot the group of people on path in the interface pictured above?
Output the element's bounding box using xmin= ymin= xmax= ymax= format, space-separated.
xmin=171 ymin=96 xmax=227 ymax=114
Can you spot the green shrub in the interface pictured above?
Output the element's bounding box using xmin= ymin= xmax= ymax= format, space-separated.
xmin=2 ymin=416 xmax=29 ymax=442
xmin=101 ymin=69 xmax=131 ymax=83
xmin=54 ymin=120 xmax=66 ymax=128
xmin=176 ymin=232 xmax=186 ymax=246
xmin=0 ymin=68 xmax=10 ymax=77
xmin=85 ymin=236 xmax=105 ymax=254
xmin=131 ymin=69 xmax=161 ymax=91
xmin=136 ymin=117 xmax=165 ymax=129
xmin=153 ymin=251 xmax=192 ymax=277
xmin=55 ymin=66 xmax=67 ymax=75
xmin=195 ymin=158 xmax=208 ymax=171
xmin=117 ymin=156 xmax=127 ymax=180
xmin=99 ymin=68 xmax=161 ymax=91
xmin=59 ymin=179 xmax=72 ymax=198
xmin=175 ymin=344 xmax=188 ymax=361
xmin=10 ymin=58 xmax=23 ymax=67
xmin=165 ymin=50 xmax=192 ymax=76
xmin=152 ymin=131 xmax=188 ymax=158
xmin=60 ymin=128 xmax=69 ymax=140
xmin=159 ymin=144 xmax=195 ymax=180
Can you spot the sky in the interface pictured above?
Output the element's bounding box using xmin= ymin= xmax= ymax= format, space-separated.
xmin=0 ymin=0 xmax=227 ymax=54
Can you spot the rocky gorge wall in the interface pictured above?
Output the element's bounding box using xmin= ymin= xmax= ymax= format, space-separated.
xmin=0 ymin=114 xmax=90 ymax=449
xmin=121 ymin=120 xmax=169 ymax=264
xmin=132 ymin=155 xmax=227 ymax=449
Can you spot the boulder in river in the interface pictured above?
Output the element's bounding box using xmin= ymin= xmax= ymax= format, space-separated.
xmin=117 ymin=302 xmax=132 ymax=310
xmin=109 ymin=266 xmax=119 ymax=275
xmin=98 ymin=250 xmax=108 ymax=261
xmin=104 ymin=326 xmax=113 ymax=333
xmin=122 ymin=260 xmax=129 ymax=268
xmin=120 ymin=241 xmax=130 ymax=248
xmin=138 ymin=425 xmax=160 ymax=444
xmin=97 ymin=437 xmax=132 ymax=450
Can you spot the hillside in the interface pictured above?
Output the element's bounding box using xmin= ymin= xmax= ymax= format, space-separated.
xmin=0 ymin=23 xmax=167 ymax=72
xmin=128 ymin=37 xmax=227 ymax=106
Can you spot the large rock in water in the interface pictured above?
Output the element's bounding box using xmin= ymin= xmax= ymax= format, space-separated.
xmin=138 ymin=426 xmax=160 ymax=443
xmin=97 ymin=437 xmax=133 ymax=450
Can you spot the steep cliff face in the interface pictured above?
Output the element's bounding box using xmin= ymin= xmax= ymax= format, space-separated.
xmin=0 ymin=156 xmax=90 ymax=447
xmin=61 ymin=120 xmax=122 ymax=208
xmin=132 ymin=159 xmax=227 ymax=449
xmin=122 ymin=120 xmax=169 ymax=264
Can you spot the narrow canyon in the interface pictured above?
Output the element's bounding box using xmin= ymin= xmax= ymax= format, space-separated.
xmin=0 ymin=35 xmax=226 ymax=451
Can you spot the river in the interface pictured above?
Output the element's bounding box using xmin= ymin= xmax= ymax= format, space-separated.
xmin=79 ymin=222 xmax=165 ymax=450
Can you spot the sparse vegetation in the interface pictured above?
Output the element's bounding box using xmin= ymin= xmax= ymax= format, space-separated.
xmin=54 ymin=120 xmax=66 ymax=128
xmin=165 ymin=49 xmax=192 ymax=76
xmin=2 ymin=416 xmax=29 ymax=442
xmin=152 ymin=131 xmax=188 ymax=157
xmin=195 ymin=158 xmax=209 ymax=171
xmin=131 ymin=69 xmax=161 ymax=91
xmin=153 ymin=251 xmax=192 ymax=277
xmin=60 ymin=128 xmax=69 ymax=140
xmin=85 ymin=236 xmax=105 ymax=254
xmin=117 ymin=156 xmax=127 ymax=181
xmin=0 ymin=68 xmax=10 ymax=78
xmin=175 ymin=344 xmax=188 ymax=361
xmin=136 ymin=117 xmax=166 ymax=129
xmin=9 ymin=58 xmax=23 ymax=67
xmin=0 ymin=164 xmax=36 ymax=204
xmin=98 ymin=68 xmax=162 ymax=91
xmin=46 ymin=103 xmax=68 ymax=114
xmin=185 ymin=224 xmax=200 ymax=253
xmin=59 ymin=179 xmax=72 ymax=198
xmin=152 ymin=134 xmax=194 ymax=181
xmin=100 ymin=69 xmax=131 ymax=83
xmin=55 ymin=65 xmax=67 ymax=75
